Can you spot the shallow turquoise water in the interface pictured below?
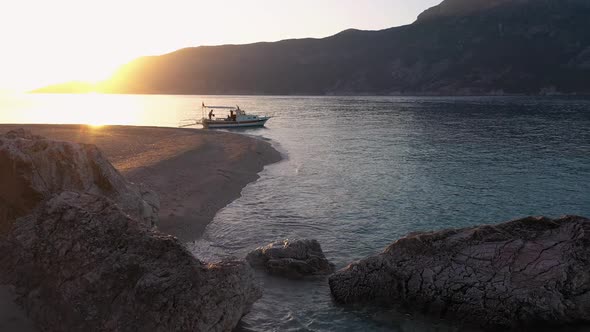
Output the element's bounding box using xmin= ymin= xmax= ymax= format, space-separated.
xmin=2 ymin=94 xmax=590 ymax=331
xmin=194 ymin=96 xmax=590 ymax=331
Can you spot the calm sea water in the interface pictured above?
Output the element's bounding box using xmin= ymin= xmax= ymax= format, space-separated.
xmin=2 ymin=93 xmax=590 ymax=331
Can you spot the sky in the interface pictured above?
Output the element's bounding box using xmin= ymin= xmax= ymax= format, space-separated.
xmin=0 ymin=0 xmax=441 ymax=91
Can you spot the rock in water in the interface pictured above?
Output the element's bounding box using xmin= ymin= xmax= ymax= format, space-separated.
xmin=0 ymin=128 xmax=159 ymax=231
xmin=329 ymin=216 xmax=590 ymax=329
xmin=1 ymin=192 xmax=261 ymax=332
xmin=247 ymin=239 xmax=334 ymax=278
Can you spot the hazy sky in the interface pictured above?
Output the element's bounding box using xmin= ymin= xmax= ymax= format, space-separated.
xmin=0 ymin=0 xmax=441 ymax=90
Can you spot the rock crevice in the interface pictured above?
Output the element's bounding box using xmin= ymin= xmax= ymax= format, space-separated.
xmin=329 ymin=216 xmax=590 ymax=330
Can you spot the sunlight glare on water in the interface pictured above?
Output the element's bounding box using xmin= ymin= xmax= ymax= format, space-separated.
xmin=0 ymin=93 xmax=197 ymax=127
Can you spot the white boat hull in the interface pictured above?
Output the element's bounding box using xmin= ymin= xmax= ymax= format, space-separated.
xmin=203 ymin=118 xmax=269 ymax=129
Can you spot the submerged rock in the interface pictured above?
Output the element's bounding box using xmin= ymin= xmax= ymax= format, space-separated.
xmin=0 ymin=128 xmax=159 ymax=231
xmin=1 ymin=192 xmax=261 ymax=332
xmin=247 ymin=239 xmax=334 ymax=278
xmin=329 ymin=216 xmax=590 ymax=330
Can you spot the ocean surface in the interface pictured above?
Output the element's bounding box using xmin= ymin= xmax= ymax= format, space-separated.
xmin=2 ymin=93 xmax=590 ymax=331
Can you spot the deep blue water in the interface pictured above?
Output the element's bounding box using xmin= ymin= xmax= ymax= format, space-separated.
xmin=189 ymin=96 xmax=590 ymax=331
xmin=3 ymin=94 xmax=589 ymax=331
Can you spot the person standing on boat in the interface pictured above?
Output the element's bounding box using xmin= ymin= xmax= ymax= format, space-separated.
xmin=208 ymin=109 xmax=215 ymax=120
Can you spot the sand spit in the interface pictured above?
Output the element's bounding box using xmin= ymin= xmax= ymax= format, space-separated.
xmin=0 ymin=124 xmax=282 ymax=241
xmin=0 ymin=124 xmax=282 ymax=331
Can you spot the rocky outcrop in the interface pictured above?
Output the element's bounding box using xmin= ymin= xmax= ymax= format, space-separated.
xmin=0 ymin=128 xmax=159 ymax=230
xmin=0 ymin=129 xmax=260 ymax=331
xmin=1 ymin=192 xmax=261 ymax=331
xmin=247 ymin=239 xmax=334 ymax=278
xmin=329 ymin=216 xmax=590 ymax=330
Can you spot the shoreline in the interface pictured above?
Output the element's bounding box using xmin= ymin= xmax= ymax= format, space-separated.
xmin=0 ymin=124 xmax=283 ymax=241
xmin=0 ymin=123 xmax=282 ymax=331
xmin=0 ymin=124 xmax=275 ymax=331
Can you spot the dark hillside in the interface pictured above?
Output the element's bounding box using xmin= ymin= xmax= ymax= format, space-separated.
xmin=36 ymin=0 xmax=590 ymax=95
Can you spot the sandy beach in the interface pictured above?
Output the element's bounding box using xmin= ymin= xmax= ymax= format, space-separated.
xmin=0 ymin=124 xmax=282 ymax=241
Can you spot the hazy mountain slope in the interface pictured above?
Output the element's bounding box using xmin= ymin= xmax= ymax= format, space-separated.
xmin=37 ymin=0 xmax=590 ymax=95
xmin=416 ymin=0 xmax=516 ymax=22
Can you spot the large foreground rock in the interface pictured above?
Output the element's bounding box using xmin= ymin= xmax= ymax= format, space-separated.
xmin=0 ymin=128 xmax=159 ymax=231
xmin=247 ymin=239 xmax=334 ymax=278
xmin=0 ymin=129 xmax=260 ymax=331
xmin=1 ymin=192 xmax=261 ymax=331
xmin=329 ymin=216 xmax=590 ymax=330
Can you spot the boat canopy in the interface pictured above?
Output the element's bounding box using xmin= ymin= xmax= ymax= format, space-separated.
xmin=202 ymin=103 xmax=239 ymax=110
xmin=204 ymin=105 xmax=237 ymax=109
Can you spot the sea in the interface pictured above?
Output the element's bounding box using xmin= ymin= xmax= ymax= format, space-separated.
xmin=2 ymin=93 xmax=590 ymax=331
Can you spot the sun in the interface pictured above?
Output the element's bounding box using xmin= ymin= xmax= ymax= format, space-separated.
xmin=86 ymin=121 xmax=106 ymax=128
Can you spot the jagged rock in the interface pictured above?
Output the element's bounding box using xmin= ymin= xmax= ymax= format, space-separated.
xmin=0 ymin=129 xmax=259 ymax=331
xmin=246 ymin=239 xmax=334 ymax=278
xmin=3 ymin=128 xmax=44 ymax=140
xmin=329 ymin=216 xmax=590 ymax=330
xmin=1 ymin=191 xmax=261 ymax=332
xmin=0 ymin=128 xmax=159 ymax=230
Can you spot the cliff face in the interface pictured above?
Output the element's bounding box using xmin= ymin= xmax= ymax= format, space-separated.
xmin=35 ymin=0 xmax=590 ymax=95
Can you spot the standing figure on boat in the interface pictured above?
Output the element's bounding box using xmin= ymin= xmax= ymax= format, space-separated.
xmin=201 ymin=103 xmax=271 ymax=129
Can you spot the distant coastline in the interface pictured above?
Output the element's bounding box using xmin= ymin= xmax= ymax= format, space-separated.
xmin=29 ymin=90 xmax=588 ymax=97
xmin=31 ymin=0 xmax=590 ymax=97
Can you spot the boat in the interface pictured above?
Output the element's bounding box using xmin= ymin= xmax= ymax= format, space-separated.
xmin=200 ymin=103 xmax=271 ymax=129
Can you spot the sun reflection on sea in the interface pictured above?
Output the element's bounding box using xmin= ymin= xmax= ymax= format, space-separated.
xmin=0 ymin=93 xmax=195 ymax=128
xmin=0 ymin=93 xmax=234 ymax=128
xmin=37 ymin=93 xmax=143 ymax=126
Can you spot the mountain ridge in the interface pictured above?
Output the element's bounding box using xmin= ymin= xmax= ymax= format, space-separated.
xmin=416 ymin=0 xmax=516 ymax=22
xmin=34 ymin=0 xmax=590 ymax=95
